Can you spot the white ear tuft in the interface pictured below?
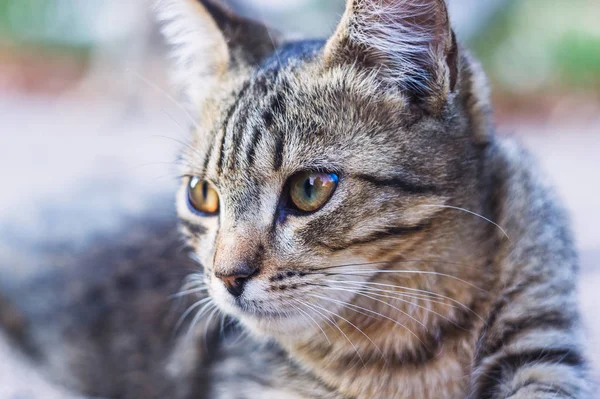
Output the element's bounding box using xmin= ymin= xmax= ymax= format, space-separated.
xmin=155 ymin=0 xmax=230 ymax=112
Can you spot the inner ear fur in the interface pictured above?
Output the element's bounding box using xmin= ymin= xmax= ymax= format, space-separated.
xmin=156 ymin=0 xmax=279 ymax=112
xmin=324 ymin=0 xmax=459 ymax=113
xmin=200 ymin=0 xmax=281 ymax=66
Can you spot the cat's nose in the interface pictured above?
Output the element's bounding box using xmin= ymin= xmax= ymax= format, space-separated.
xmin=215 ymin=264 xmax=257 ymax=297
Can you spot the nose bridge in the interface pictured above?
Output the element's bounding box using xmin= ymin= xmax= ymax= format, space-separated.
xmin=213 ymin=224 xmax=262 ymax=276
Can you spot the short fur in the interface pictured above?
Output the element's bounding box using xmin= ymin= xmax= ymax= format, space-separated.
xmin=0 ymin=0 xmax=591 ymax=398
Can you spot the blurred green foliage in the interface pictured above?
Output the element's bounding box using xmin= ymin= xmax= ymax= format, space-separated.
xmin=1 ymin=0 xmax=598 ymax=93
xmin=471 ymin=0 xmax=600 ymax=93
xmin=554 ymin=32 xmax=600 ymax=88
xmin=0 ymin=0 xmax=97 ymax=54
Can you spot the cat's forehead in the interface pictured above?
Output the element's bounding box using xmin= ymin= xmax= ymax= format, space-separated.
xmin=187 ymin=40 xmax=460 ymax=189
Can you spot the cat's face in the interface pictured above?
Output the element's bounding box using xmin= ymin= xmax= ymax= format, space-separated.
xmin=160 ymin=0 xmax=492 ymax=338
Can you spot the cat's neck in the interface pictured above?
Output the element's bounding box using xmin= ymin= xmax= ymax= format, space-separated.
xmin=275 ymin=250 xmax=494 ymax=398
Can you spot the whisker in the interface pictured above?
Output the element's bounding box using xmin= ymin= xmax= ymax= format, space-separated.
xmin=329 ymin=280 xmax=452 ymax=303
xmin=326 ymin=280 xmax=484 ymax=321
xmin=170 ymin=286 xmax=207 ymax=299
xmin=307 ymin=297 xmax=385 ymax=360
xmin=295 ymin=299 xmax=366 ymax=368
xmin=351 ymin=289 xmax=468 ymax=331
xmin=174 ymin=296 xmax=212 ymax=334
xmin=219 ymin=312 xmax=226 ymax=339
xmin=150 ymin=134 xmax=204 ymax=160
xmin=312 ymin=258 xmax=482 ymax=272
xmin=126 ymin=68 xmax=199 ymax=129
xmin=321 ymin=270 xmax=484 ymax=292
xmin=288 ymin=301 xmax=331 ymax=345
xmin=312 ymin=261 xmax=389 ymax=272
xmin=342 ymin=285 xmax=461 ymax=310
xmin=419 ymin=204 xmax=510 ymax=240
xmin=316 ymin=286 xmax=428 ymax=330
xmin=131 ymin=160 xmax=187 ymax=171
xmin=255 ymin=4 xmax=281 ymax=70
xmin=201 ymin=305 xmax=220 ymax=346
xmin=160 ymin=108 xmax=189 ymax=139
xmin=305 ymin=283 xmax=426 ymax=346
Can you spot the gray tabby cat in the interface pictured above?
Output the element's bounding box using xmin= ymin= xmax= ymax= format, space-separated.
xmin=0 ymin=0 xmax=592 ymax=398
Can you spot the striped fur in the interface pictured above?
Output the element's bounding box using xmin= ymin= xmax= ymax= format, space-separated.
xmin=168 ymin=0 xmax=591 ymax=397
xmin=0 ymin=0 xmax=590 ymax=398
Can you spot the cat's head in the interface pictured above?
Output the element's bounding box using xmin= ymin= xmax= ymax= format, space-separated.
xmin=158 ymin=0 xmax=494 ymax=339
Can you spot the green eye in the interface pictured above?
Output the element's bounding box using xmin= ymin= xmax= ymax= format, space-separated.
xmin=288 ymin=172 xmax=339 ymax=213
xmin=188 ymin=177 xmax=219 ymax=215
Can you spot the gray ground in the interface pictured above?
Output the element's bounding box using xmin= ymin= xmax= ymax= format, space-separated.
xmin=0 ymin=93 xmax=598 ymax=394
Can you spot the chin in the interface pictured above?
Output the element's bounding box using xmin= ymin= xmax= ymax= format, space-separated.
xmin=211 ymin=291 xmax=315 ymax=340
xmin=237 ymin=310 xmax=316 ymax=340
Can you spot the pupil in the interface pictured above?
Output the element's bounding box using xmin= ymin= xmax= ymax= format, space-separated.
xmin=304 ymin=178 xmax=313 ymax=199
xmin=202 ymin=181 xmax=208 ymax=199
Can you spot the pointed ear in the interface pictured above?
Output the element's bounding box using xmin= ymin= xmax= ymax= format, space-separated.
xmin=324 ymin=0 xmax=458 ymax=112
xmin=156 ymin=0 xmax=279 ymax=112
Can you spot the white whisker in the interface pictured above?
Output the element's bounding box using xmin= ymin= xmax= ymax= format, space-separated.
xmin=324 ymin=270 xmax=484 ymax=292
xmin=288 ymin=301 xmax=331 ymax=345
xmin=170 ymin=286 xmax=207 ymax=299
xmin=317 ymin=286 xmax=427 ymax=330
xmin=344 ymin=285 xmax=460 ymax=310
xmin=202 ymin=305 xmax=220 ymax=345
xmin=307 ymin=297 xmax=385 ymax=360
xmin=420 ymin=204 xmax=510 ymax=240
xmin=126 ymin=68 xmax=199 ymax=129
xmin=353 ymin=289 xmax=466 ymax=331
xmin=326 ymin=280 xmax=484 ymax=321
xmin=296 ymin=299 xmax=366 ymax=368
xmin=174 ymin=296 xmax=212 ymax=333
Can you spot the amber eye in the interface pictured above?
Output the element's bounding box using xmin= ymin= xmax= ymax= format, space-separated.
xmin=288 ymin=172 xmax=339 ymax=213
xmin=188 ymin=177 xmax=219 ymax=215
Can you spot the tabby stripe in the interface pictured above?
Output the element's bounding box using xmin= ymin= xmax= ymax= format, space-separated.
xmin=477 ymin=348 xmax=585 ymax=399
xmin=227 ymin=81 xmax=265 ymax=171
xmin=477 ymin=310 xmax=576 ymax=360
xmin=262 ymin=103 xmax=275 ymax=128
xmin=180 ymin=220 xmax=207 ymax=236
xmin=355 ymin=174 xmax=440 ymax=195
xmin=269 ymin=89 xmax=287 ymax=171
xmin=227 ymin=118 xmax=249 ymax=171
xmin=242 ymin=88 xmax=280 ymax=168
xmin=319 ymin=224 xmax=427 ymax=251
xmin=245 ymin=125 xmax=262 ymax=167
xmin=217 ymin=81 xmax=252 ymax=173
xmin=201 ymin=137 xmax=214 ymax=176
xmin=273 ymin=133 xmax=284 ymax=171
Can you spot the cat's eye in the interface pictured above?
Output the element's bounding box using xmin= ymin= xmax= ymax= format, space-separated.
xmin=188 ymin=177 xmax=219 ymax=215
xmin=288 ymin=172 xmax=339 ymax=213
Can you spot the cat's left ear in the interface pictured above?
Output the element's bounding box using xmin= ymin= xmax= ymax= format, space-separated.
xmin=325 ymin=0 xmax=459 ymax=113
xmin=156 ymin=0 xmax=279 ymax=112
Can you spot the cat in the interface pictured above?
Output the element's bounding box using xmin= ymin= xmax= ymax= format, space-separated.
xmin=0 ymin=0 xmax=592 ymax=398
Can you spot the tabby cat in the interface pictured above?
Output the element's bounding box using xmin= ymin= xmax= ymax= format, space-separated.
xmin=0 ymin=0 xmax=591 ymax=398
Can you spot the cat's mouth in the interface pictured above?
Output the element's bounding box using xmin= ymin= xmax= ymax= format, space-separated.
xmin=229 ymin=298 xmax=320 ymax=337
xmin=211 ymin=281 xmax=291 ymax=320
xmin=235 ymin=299 xmax=289 ymax=319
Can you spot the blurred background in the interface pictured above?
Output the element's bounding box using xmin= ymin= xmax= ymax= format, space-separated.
xmin=0 ymin=0 xmax=598 ymax=392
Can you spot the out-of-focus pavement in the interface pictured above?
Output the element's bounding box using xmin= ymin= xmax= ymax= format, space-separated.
xmin=0 ymin=94 xmax=598 ymax=387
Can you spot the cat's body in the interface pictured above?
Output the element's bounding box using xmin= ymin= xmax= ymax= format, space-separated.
xmin=0 ymin=0 xmax=592 ymax=398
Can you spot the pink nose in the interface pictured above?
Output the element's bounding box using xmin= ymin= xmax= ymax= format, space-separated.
xmin=215 ymin=264 xmax=257 ymax=297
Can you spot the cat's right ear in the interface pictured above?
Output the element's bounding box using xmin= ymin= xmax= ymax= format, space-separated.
xmin=324 ymin=0 xmax=458 ymax=113
xmin=155 ymin=0 xmax=279 ymax=112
